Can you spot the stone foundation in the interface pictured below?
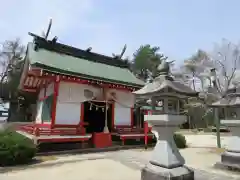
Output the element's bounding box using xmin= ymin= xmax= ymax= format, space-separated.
xmin=142 ymin=114 xmax=195 ymax=180
xmin=141 ymin=163 xmax=194 ymax=180
xmin=214 ymin=120 xmax=240 ymax=171
xmin=221 ymin=152 xmax=240 ymax=165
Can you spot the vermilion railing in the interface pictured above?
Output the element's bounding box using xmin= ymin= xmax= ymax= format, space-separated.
xmin=18 ymin=124 xmax=86 ymax=136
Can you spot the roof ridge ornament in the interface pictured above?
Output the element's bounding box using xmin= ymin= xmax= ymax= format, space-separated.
xmin=156 ymin=59 xmax=175 ymax=77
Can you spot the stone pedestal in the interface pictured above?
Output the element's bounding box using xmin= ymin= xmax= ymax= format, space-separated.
xmin=0 ymin=121 xmax=7 ymax=131
xmin=142 ymin=114 xmax=194 ymax=180
xmin=103 ymin=125 xmax=109 ymax=133
xmin=215 ymin=120 xmax=240 ymax=170
xmin=92 ymin=132 xmax=112 ymax=148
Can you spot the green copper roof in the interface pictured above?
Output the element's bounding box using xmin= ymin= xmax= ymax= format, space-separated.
xmin=27 ymin=43 xmax=144 ymax=87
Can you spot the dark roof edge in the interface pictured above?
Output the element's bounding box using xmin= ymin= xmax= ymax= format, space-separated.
xmin=29 ymin=33 xmax=130 ymax=69
xmin=33 ymin=63 xmax=143 ymax=88
xmin=18 ymin=48 xmax=31 ymax=90
xmin=134 ymin=87 xmax=199 ymax=97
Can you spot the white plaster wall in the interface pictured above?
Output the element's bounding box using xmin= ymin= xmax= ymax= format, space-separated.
xmin=55 ymin=82 xmax=101 ymax=125
xmin=38 ymin=88 xmax=45 ymax=100
xmin=55 ymin=102 xmax=81 ymax=125
xmin=114 ymin=102 xmax=131 ymax=126
xmin=38 ymin=82 xmax=54 ymax=100
xmin=107 ymin=89 xmax=135 ymax=107
xmin=55 ymin=82 xmax=135 ymax=126
xmin=35 ymin=101 xmax=43 ymax=124
xmin=36 ymin=87 xmax=44 ymax=123
xmin=58 ymin=82 xmax=101 ymax=103
xmin=46 ymin=82 xmax=54 ymax=96
xmin=111 ymin=89 xmax=134 ymax=126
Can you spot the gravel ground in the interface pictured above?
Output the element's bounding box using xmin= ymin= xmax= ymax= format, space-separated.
xmin=1 ymin=147 xmax=240 ymax=180
xmin=0 ymin=159 xmax=140 ymax=180
xmin=185 ymin=134 xmax=230 ymax=148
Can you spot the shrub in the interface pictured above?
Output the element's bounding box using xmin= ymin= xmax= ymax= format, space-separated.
xmin=0 ymin=130 xmax=37 ymax=166
xmin=174 ymin=133 xmax=187 ymax=149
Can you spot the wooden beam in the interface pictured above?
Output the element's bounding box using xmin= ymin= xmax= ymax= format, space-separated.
xmin=27 ymin=68 xmax=42 ymax=76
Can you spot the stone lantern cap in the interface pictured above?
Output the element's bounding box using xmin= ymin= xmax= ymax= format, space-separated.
xmin=133 ymin=60 xmax=198 ymax=98
xmin=210 ymin=93 xmax=240 ymax=108
xmin=134 ymin=75 xmax=198 ymax=97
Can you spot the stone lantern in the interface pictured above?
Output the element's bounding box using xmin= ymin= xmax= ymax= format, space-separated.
xmin=210 ymin=93 xmax=240 ymax=170
xmin=133 ymin=60 xmax=198 ymax=180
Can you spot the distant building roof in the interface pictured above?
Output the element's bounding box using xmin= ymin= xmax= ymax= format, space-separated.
xmin=140 ymin=106 xmax=162 ymax=111
xmin=211 ymin=93 xmax=240 ymax=107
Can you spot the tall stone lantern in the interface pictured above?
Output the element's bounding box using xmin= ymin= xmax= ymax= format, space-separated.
xmin=210 ymin=93 xmax=240 ymax=170
xmin=133 ymin=60 xmax=198 ymax=180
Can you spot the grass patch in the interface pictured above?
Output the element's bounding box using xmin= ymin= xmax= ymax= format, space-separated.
xmin=134 ymin=147 xmax=154 ymax=152
xmin=36 ymin=156 xmax=58 ymax=162
xmin=208 ymin=147 xmax=226 ymax=154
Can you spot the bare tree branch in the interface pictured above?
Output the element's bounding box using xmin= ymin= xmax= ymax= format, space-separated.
xmin=0 ymin=38 xmax=25 ymax=100
xmin=215 ymin=53 xmax=227 ymax=77
xmin=225 ymin=48 xmax=240 ymax=92
xmin=209 ymin=39 xmax=240 ymax=97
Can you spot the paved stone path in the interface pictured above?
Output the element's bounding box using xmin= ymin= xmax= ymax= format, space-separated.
xmin=1 ymin=149 xmax=240 ymax=180
xmin=185 ymin=134 xmax=230 ymax=148
xmin=105 ymin=150 xmax=240 ymax=180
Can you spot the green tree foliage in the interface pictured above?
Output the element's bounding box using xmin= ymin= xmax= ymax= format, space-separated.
xmin=183 ymin=49 xmax=209 ymax=91
xmin=176 ymin=50 xmax=214 ymax=128
xmin=132 ymin=45 xmax=167 ymax=81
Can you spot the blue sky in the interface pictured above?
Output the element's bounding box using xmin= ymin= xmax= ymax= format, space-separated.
xmin=0 ymin=0 xmax=240 ymax=65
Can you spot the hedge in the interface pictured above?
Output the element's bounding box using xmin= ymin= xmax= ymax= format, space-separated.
xmin=174 ymin=133 xmax=187 ymax=149
xmin=0 ymin=130 xmax=37 ymax=166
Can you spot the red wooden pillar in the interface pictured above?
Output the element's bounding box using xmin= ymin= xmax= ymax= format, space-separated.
xmin=44 ymin=82 xmax=47 ymax=97
xmin=78 ymin=103 xmax=85 ymax=134
xmin=130 ymin=107 xmax=134 ymax=127
xmin=144 ymin=121 xmax=148 ymax=148
xmin=111 ymin=102 xmax=115 ymax=129
xmin=144 ymin=110 xmax=152 ymax=148
xmin=51 ymin=77 xmax=60 ymax=128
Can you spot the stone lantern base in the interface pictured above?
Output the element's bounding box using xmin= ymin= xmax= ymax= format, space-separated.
xmin=215 ymin=153 xmax=240 ymax=171
xmin=142 ymin=114 xmax=194 ymax=180
xmin=215 ymin=120 xmax=240 ymax=171
xmin=142 ymin=163 xmax=194 ymax=180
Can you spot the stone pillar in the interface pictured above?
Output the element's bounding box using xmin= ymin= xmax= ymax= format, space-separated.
xmin=150 ymin=97 xmax=158 ymax=138
xmin=217 ymin=120 xmax=240 ymax=169
xmin=0 ymin=120 xmax=7 ymax=132
xmin=142 ymin=114 xmax=194 ymax=180
xmin=103 ymin=102 xmax=109 ymax=133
